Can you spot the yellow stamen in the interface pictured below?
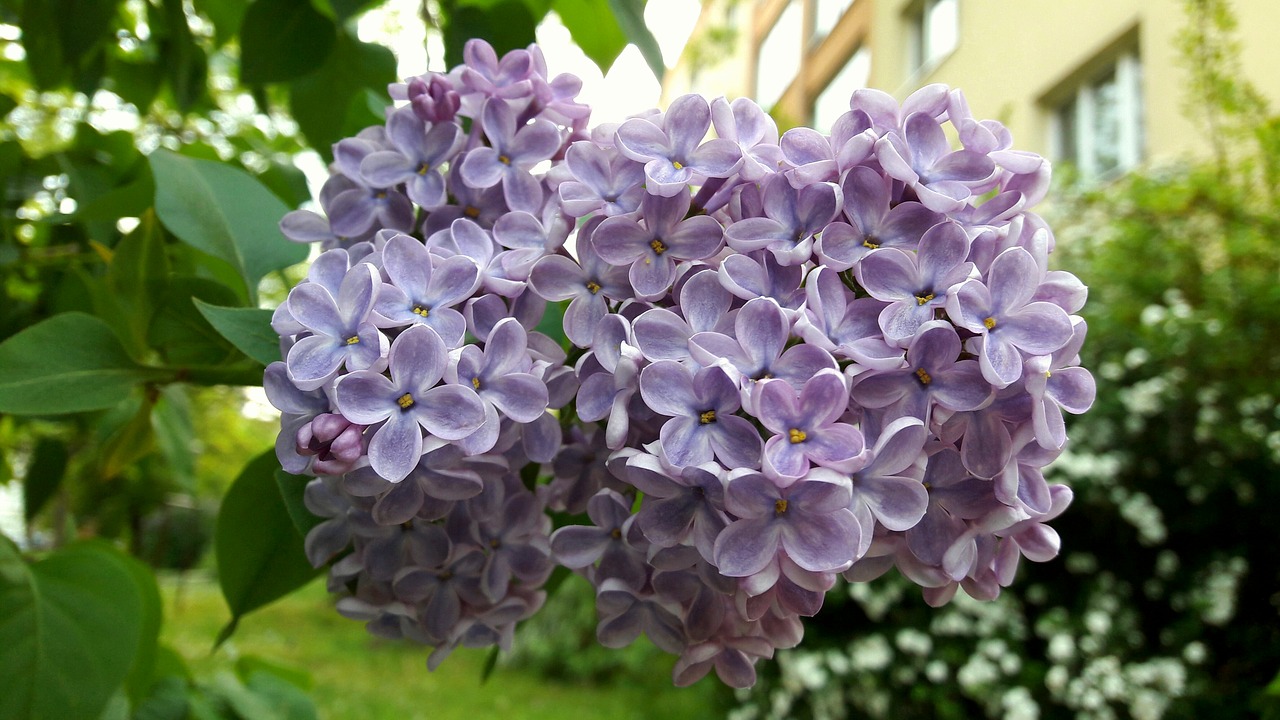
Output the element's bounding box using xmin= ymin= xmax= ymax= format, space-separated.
xmin=983 ymin=317 xmax=997 ymax=330
xmin=610 ymin=528 xmax=622 ymax=540
xmin=464 ymin=206 xmax=481 ymax=218
xmin=498 ymin=155 xmax=512 ymax=165
xmin=472 ymin=377 xmax=481 ymax=390
xmin=396 ymin=393 xmax=415 ymax=409
xmin=863 ymin=240 xmax=880 ymax=249
xmin=672 ymin=160 xmax=684 ymax=170
xmin=417 ymin=163 xmax=431 ymax=175
xmin=375 ymin=191 xmax=388 ymax=199
xmin=1045 ymin=370 xmax=1052 ymax=378
xmin=916 ymin=367 xmax=932 ymax=385
xmin=412 ymin=305 xmax=430 ymax=317
xmin=774 ymin=499 xmax=788 ymax=515
xmin=788 ymin=428 xmax=807 ymax=444
xmin=345 ymin=335 xmax=360 ymax=345
xmin=585 ymin=280 xmax=602 ymax=294
xmin=699 ymin=410 xmax=716 ymax=425
xmin=915 ymin=293 xmax=935 ymax=306
xmin=650 ymin=239 xmax=667 ymax=255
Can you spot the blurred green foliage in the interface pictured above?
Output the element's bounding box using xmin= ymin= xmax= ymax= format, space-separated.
xmin=0 ymin=0 xmax=663 ymax=718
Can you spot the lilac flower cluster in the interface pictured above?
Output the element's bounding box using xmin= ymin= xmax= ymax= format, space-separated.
xmin=268 ymin=39 xmax=1094 ymax=687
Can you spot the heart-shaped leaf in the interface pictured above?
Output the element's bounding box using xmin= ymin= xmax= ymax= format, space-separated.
xmin=0 ymin=537 xmax=148 ymax=720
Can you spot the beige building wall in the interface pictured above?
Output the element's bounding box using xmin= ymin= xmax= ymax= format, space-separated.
xmin=664 ymin=0 xmax=1280 ymax=169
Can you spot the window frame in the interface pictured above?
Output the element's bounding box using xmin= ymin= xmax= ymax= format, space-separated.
xmin=1050 ymin=50 xmax=1144 ymax=179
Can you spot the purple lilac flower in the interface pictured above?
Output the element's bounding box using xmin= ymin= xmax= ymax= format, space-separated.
xmin=592 ymin=190 xmax=724 ymax=299
xmin=724 ymin=174 xmax=841 ymax=266
xmin=595 ymin=578 xmax=686 ymax=654
xmin=285 ymin=263 xmax=387 ymax=390
xmin=625 ymin=454 xmax=728 ymax=563
xmin=449 ymin=318 xmax=549 ymax=455
xmin=905 ymin=447 xmax=1000 ymax=567
xmin=557 ymin=141 xmax=645 ymax=218
xmin=460 ymin=99 xmax=561 ymax=213
xmin=403 ymin=73 xmax=460 ymax=123
xmin=528 ymin=222 xmax=633 ymax=347
xmin=550 ymin=489 xmax=648 ymax=591
xmin=638 ymin=361 xmax=762 ymax=469
xmin=875 ymin=111 xmax=997 ymax=213
xmin=851 ymin=320 xmax=992 ymax=421
xmin=335 ymin=325 xmax=486 ymax=482
xmin=757 ymin=370 xmax=865 ymax=481
xmin=271 ymin=49 xmax=1093 ymax=685
xmin=264 ymin=361 xmax=330 ymax=473
xmin=815 ymin=165 xmax=941 ymax=270
xmin=946 ymin=246 xmax=1074 ymax=388
xmin=632 ymin=268 xmax=733 ymax=362
xmin=374 ymin=234 xmax=478 ymax=347
xmin=688 ymin=297 xmax=837 ymax=398
xmin=793 ymin=267 xmax=905 ymax=370
xmin=359 ymin=107 xmax=463 ymax=208
xmin=713 ymin=469 xmax=858 ymax=576
xmin=717 ymin=251 xmax=806 ymax=312
xmin=295 ymin=412 xmax=365 ymax=476
xmin=1024 ymin=317 xmax=1096 ymax=449
xmin=326 ymin=137 xmax=415 ymax=237
xmin=811 ymin=417 xmax=929 ymax=558
xmin=710 ymin=96 xmax=781 ymax=182
xmin=857 ymin=220 xmax=974 ymax=345
xmin=614 ymin=94 xmax=741 ymax=196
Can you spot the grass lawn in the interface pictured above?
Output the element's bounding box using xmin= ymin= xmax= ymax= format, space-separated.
xmin=160 ymin=574 xmax=727 ymax=720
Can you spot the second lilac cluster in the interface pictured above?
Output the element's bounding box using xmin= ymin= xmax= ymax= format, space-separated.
xmin=267 ymin=39 xmax=1095 ymax=687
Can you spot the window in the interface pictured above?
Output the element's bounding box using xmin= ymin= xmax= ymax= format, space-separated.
xmin=909 ymin=0 xmax=957 ymax=73
xmin=813 ymin=46 xmax=872 ymax=133
xmin=757 ymin=1 xmax=803 ymax=108
xmin=1052 ymin=52 xmax=1143 ymax=178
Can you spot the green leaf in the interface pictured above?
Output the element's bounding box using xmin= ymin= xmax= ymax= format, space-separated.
xmin=98 ymin=392 xmax=156 ymax=479
xmin=57 ymin=0 xmax=120 ymax=74
xmin=194 ymin=0 xmax=250 ymax=46
xmin=130 ymin=675 xmax=189 ymax=720
xmin=19 ymin=0 xmax=64 ymax=89
xmin=440 ymin=0 xmax=540 ymax=70
xmin=0 ymin=313 xmax=161 ymax=415
xmin=106 ymin=54 xmax=164 ymax=111
xmin=117 ymin=550 xmax=163 ymax=706
xmin=0 ymin=536 xmax=146 ymax=720
xmin=288 ymin=31 xmax=396 ymax=158
xmin=275 ymin=470 xmax=322 ymax=537
xmin=235 ymin=655 xmax=313 ymax=691
xmin=74 ymin=167 xmax=156 ymax=225
xmin=106 ymin=209 xmax=168 ymax=353
xmin=240 ymin=0 xmax=336 ymax=85
xmin=606 ymin=0 xmax=664 ymax=80
xmin=154 ymin=0 xmax=209 ymax=112
xmin=151 ymin=387 xmax=196 ymax=490
xmin=256 ymin=160 xmax=312 ymax=208
xmin=553 ymin=0 xmax=628 ymax=74
xmin=22 ymin=438 xmax=68 ymax=522
xmin=534 ymin=298 xmax=569 ymax=351
xmin=150 ymin=149 xmax=307 ymax=299
xmin=318 ymin=0 xmax=382 ymax=20
xmin=193 ymin=300 xmax=280 ymax=366
xmin=479 ymin=645 xmax=500 ymax=683
xmin=215 ymin=450 xmax=321 ymax=646
xmin=147 ymin=278 xmax=239 ymax=366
